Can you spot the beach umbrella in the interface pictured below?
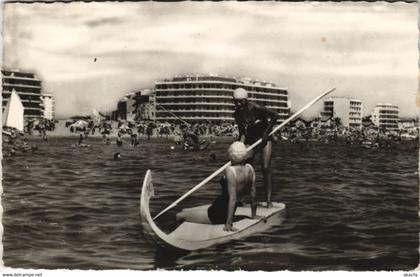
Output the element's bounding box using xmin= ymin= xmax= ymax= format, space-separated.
xmin=69 ymin=120 xmax=88 ymax=129
xmin=118 ymin=123 xmax=131 ymax=132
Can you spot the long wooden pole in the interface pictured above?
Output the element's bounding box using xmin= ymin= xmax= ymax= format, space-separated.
xmin=153 ymin=87 xmax=336 ymax=220
xmin=157 ymin=104 xmax=190 ymax=125
xmin=158 ymin=103 xmax=213 ymax=125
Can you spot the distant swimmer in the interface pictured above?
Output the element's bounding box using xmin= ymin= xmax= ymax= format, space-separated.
xmin=209 ymin=153 xmax=217 ymax=162
xmin=105 ymin=136 xmax=111 ymax=145
xmin=116 ymin=133 xmax=123 ymax=146
xmin=31 ymin=145 xmax=38 ymax=153
xmin=131 ymin=133 xmax=139 ymax=146
xmin=114 ymin=152 xmax=122 ymax=160
xmin=78 ymin=133 xmax=84 ymax=145
xmin=7 ymin=149 xmax=16 ymax=157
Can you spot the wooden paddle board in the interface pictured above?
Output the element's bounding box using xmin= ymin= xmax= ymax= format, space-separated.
xmin=140 ymin=170 xmax=285 ymax=251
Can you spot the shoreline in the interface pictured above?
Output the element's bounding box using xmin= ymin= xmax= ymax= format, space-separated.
xmin=24 ymin=120 xmax=419 ymax=145
xmin=25 ymin=132 xmax=419 ymax=145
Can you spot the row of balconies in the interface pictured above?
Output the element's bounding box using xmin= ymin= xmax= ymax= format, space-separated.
xmin=2 ymin=94 xmax=42 ymax=102
xmin=21 ymin=99 xmax=42 ymax=104
xmin=3 ymin=98 xmax=42 ymax=104
xmin=378 ymin=115 xmax=399 ymax=119
xmin=171 ymin=76 xmax=237 ymax=83
xmin=155 ymin=87 xmax=288 ymax=97
xmin=157 ymin=109 xmax=233 ymax=114
xmin=156 ymin=116 xmax=234 ymax=121
xmin=158 ymin=102 xmax=233 ymax=106
xmin=3 ymin=78 xmax=41 ymax=86
xmin=22 ymin=102 xmax=43 ymax=108
xmin=376 ymin=105 xmax=398 ymax=109
xmin=378 ymin=124 xmax=399 ymax=129
xmin=3 ymin=83 xmax=41 ymax=89
xmin=156 ymin=101 xmax=289 ymax=109
xmin=156 ymin=109 xmax=289 ymax=116
xmin=2 ymin=90 xmax=42 ymax=96
xmin=156 ymin=91 xmax=288 ymax=100
xmin=372 ymin=117 xmax=397 ymax=121
xmin=379 ymin=110 xmax=399 ymax=114
xmin=155 ymin=81 xmax=286 ymax=93
xmin=379 ymin=120 xmax=399 ymax=124
xmin=157 ymin=106 xmax=288 ymax=112
xmin=157 ymin=94 xmax=233 ymax=99
xmin=2 ymin=71 xmax=37 ymax=80
xmin=24 ymin=108 xmax=43 ymax=113
xmin=3 ymin=87 xmax=42 ymax=95
xmin=167 ymin=75 xmax=278 ymax=88
xmin=156 ymin=96 xmax=288 ymax=105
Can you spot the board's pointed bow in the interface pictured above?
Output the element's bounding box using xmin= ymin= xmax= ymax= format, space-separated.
xmin=140 ymin=170 xmax=155 ymax=237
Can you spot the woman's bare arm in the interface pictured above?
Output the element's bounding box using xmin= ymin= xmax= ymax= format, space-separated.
xmin=224 ymin=167 xmax=238 ymax=232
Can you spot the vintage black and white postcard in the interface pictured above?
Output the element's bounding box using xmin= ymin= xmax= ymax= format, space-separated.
xmin=1 ymin=1 xmax=418 ymax=274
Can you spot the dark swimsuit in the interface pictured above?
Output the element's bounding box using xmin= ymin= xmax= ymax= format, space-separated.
xmin=207 ymin=177 xmax=237 ymax=224
xmin=234 ymin=102 xmax=279 ymax=145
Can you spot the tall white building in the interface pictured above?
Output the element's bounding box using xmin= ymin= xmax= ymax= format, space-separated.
xmin=2 ymin=69 xmax=44 ymax=119
xmin=139 ymin=89 xmax=155 ymax=121
xmin=41 ymin=93 xmax=55 ymax=120
xmin=154 ymin=74 xmax=289 ymax=123
xmin=371 ymin=103 xmax=399 ymax=130
xmin=116 ymin=89 xmax=156 ymax=121
xmin=320 ymin=97 xmax=363 ymax=129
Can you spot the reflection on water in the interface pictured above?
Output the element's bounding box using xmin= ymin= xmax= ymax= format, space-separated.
xmin=2 ymin=137 xmax=419 ymax=270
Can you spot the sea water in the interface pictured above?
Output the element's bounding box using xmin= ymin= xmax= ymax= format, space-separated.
xmin=2 ymin=137 xmax=418 ymax=270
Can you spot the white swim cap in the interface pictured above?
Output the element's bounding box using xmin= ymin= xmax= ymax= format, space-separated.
xmin=228 ymin=141 xmax=248 ymax=163
xmin=233 ymin=88 xmax=248 ymax=99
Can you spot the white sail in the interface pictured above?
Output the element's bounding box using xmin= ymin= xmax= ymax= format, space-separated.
xmin=92 ymin=108 xmax=105 ymax=124
xmin=2 ymin=90 xmax=24 ymax=132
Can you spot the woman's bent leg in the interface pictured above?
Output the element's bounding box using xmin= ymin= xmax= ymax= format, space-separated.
xmin=176 ymin=208 xmax=212 ymax=224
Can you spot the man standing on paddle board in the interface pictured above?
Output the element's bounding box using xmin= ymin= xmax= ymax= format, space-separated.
xmin=233 ymin=88 xmax=279 ymax=208
xmin=176 ymin=141 xmax=257 ymax=232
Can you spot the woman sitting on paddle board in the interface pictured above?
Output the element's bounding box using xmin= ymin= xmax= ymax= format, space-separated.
xmin=176 ymin=141 xmax=257 ymax=232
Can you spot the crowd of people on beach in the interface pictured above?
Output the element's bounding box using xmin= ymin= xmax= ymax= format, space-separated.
xmin=26 ymin=118 xmax=55 ymax=136
xmin=2 ymin=118 xmax=57 ymax=156
xmin=2 ymin=127 xmax=38 ymax=156
xmin=69 ymin=116 xmax=419 ymax=151
xmin=3 ymin=112 xmax=417 ymax=157
xmin=70 ymin=119 xmax=240 ymax=150
xmin=71 ymin=120 xmax=238 ymax=138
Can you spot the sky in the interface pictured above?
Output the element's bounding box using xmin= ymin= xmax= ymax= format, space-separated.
xmin=2 ymin=2 xmax=419 ymax=119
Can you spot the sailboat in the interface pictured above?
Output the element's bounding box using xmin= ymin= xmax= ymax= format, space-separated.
xmin=2 ymin=89 xmax=24 ymax=133
xmin=1 ymin=90 xmax=35 ymax=156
